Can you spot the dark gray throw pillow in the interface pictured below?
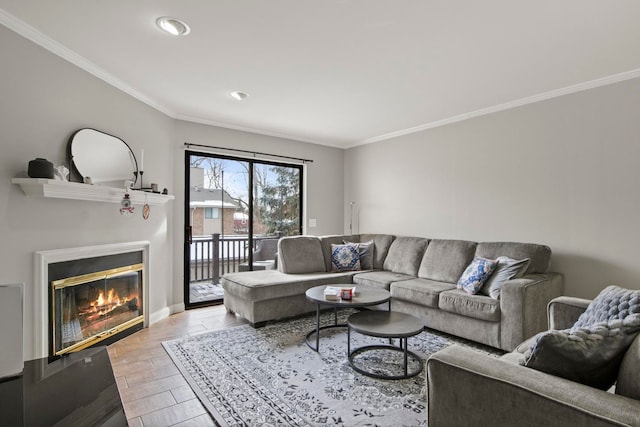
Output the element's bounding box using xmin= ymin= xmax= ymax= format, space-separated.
xmin=520 ymin=316 xmax=640 ymax=389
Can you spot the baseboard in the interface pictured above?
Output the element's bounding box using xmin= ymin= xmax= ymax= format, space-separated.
xmin=170 ymin=302 xmax=185 ymax=314
xmin=149 ymin=307 xmax=171 ymax=325
xmin=148 ymin=303 xmax=185 ymax=325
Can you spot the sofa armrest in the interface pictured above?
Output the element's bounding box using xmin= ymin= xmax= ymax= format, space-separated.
xmin=499 ymin=273 xmax=564 ymax=351
xmin=427 ymin=345 xmax=640 ymax=427
xmin=548 ymin=296 xmax=590 ymax=330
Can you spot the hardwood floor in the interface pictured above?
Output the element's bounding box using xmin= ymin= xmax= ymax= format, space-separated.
xmin=107 ymin=304 xmax=248 ymax=426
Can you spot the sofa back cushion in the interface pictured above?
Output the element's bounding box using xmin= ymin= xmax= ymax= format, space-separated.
xmin=616 ymin=333 xmax=640 ymax=400
xmin=278 ymin=236 xmax=326 ymax=274
xmin=359 ymin=234 xmax=396 ymax=270
xmin=475 ymin=242 xmax=551 ymax=274
xmin=382 ymin=236 xmax=429 ymax=276
xmin=319 ymin=235 xmax=359 ymax=272
xmin=418 ymin=239 xmax=477 ymax=283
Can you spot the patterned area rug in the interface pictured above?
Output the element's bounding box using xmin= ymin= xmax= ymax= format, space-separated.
xmin=162 ymin=310 xmax=502 ymax=426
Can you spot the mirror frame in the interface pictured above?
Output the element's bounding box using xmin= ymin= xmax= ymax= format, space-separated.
xmin=67 ymin=128 xmax=138 ymax=185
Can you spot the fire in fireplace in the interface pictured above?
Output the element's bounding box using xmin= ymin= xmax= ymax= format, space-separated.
xmin=51 ymin=264 xmax=143 ymax=356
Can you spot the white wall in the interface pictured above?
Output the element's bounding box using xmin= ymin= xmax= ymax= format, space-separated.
xmin=0 ymin=26 xmax=177 ymax=360
xmin=345 ymin=77 xmax=640 ymax=299
xmin=172 ymin=120 xmax=345 ymax=303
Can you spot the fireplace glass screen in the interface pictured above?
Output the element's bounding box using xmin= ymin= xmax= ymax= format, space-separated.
xmin=51 ymin=264 xmax=143 ymax=356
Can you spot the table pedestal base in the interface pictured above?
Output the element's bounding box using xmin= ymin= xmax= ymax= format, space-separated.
xmin=347 ymin=341 xmax=423 ymax=380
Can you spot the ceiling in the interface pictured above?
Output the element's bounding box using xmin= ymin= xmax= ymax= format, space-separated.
xmin=2 ymin=1 xmax=640 ymax=149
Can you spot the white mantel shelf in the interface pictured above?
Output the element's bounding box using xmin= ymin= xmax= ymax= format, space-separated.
xmin=12 ymin=178 xmax=174 ymax=206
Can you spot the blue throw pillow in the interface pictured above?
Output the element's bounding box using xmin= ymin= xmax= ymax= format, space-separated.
xmin=330 ymin=244 xmax=361 ymax=272
xmin=457 ymin=257 xmax=498 ymax=294
xmin=344 ymin=240 xmax=374 ymax=270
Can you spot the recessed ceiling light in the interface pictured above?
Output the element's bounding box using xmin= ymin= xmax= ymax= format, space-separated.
xmin=156 ymin=16 xmax=191 ymax=36
xmin=230 ymin=91 xmax=249 ymax=101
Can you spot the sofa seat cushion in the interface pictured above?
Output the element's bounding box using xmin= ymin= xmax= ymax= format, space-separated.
xmin=438 ymin=289 xmax=501 ymax=322
xmin=390 ymin=278 xmax=455 ymax=308
xmin=352 ymin=271 xmax=414 ymax=291
xmin=222 ymin=270 xmax=354 ymax=301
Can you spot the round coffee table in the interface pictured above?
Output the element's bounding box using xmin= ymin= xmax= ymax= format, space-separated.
xmin=305 ymin=285 xmax=391 ymax=352
xmin=347 ymin=310 xmax=424 ymax=379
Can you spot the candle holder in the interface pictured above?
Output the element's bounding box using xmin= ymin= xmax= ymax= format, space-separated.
xmin=134 ymin=171 xmax=144 ymax=190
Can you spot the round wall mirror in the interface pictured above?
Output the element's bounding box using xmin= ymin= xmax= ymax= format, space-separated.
xmin=68 ymin=128 xmax=138 ymax=185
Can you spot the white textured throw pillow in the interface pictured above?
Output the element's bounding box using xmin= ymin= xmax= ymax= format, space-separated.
xmin=573 ymin=285 xmax=640 ymax=328
xmin=480 ymin=256 xmax=530 ymax=299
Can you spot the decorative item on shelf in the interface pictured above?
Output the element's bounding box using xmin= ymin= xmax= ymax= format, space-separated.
xmin=162 ymin=188 xmax=168 ymax=195
xmin=134 ymin=170 xmax=144 ymax=190
xmin=151 ymin=183 xmax=158 ymax=192
xmin=119 ymin=186 xmax=135 ymax=216
xmin=84 ymin=176 xmax=93 ymax=185
xmin=137 ymin=149 xmax=144 ymax=189
xmin=53 ymin=165 xmax=69 ymax=181
xmin=28 ymin=158 xmax=54 ymax=179
xmin=68 ymin=128 xmax=137 ymax=185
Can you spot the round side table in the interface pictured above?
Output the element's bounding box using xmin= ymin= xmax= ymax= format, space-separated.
xmin=347 ymin=310 xmax=424 ymax=380
xmin=305 ymin=285 xmax=390 ymax=352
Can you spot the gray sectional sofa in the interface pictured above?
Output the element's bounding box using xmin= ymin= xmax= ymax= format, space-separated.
xmin=222 ymin=234 xmax=564 ymax=351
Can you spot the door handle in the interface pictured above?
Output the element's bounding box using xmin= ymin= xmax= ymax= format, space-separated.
xmin=186 ymin=226 xmax=193 ymax=245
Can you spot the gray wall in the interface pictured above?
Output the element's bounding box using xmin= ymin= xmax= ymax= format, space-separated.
xmin=0 ymin=26 xmax=176 ymax=360
xmin=0 ymin=25 xmax=345 ymax=360
xmin=172 ymin=121 xmax=345 ymax=303
xmin=345 ymin=77 xmax=640 ymax=299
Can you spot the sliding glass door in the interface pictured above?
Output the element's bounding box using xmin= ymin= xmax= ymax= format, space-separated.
xmin=184 ymin=151 xmax=303 ymax=308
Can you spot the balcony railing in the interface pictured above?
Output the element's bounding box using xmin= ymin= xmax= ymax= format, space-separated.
xmin=189 ymin=234 xmax=277 ymax=284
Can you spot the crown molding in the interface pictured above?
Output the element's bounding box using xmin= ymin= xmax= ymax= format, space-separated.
xmin=0 ymin=8 xmax=175 ymax=118
xmin=353 ymin=68 xmax=640 ymax=148
xmin=3 ymin=7 xmax=640 ymax=151
xmin=174 ymin=113 xmax=348 ymax=148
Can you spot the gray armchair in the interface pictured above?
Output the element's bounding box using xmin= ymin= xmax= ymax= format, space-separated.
xmin=427 ymin=296 xmax=640 ymax=427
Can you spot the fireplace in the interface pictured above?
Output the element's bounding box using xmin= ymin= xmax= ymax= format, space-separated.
xmin=35 ymin=242 xmax=149 ymax=359
xmin=51 ymin=263 xmax=143 ymax=356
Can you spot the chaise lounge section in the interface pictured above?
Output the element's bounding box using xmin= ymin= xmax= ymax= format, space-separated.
xmin=222 ymin=234 xmax=564 ymax=351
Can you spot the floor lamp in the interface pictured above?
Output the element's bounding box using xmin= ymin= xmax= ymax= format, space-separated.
xmin=349 ymin=201 xmax=356 ymax=234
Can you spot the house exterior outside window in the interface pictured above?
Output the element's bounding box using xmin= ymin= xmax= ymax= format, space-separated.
xmin=205 ymin=207 xmax=219 ymax=219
